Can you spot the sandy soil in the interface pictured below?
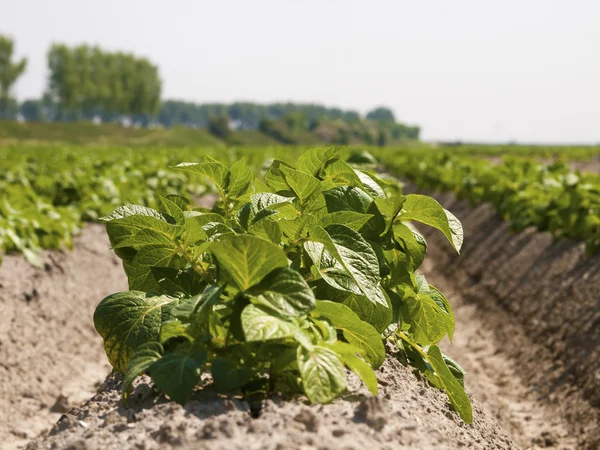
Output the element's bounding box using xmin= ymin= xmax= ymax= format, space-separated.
xmin=23 ymin=359 xmax=515 ymax=450
xmin=0 ymin=225 xmax=127 ymax=450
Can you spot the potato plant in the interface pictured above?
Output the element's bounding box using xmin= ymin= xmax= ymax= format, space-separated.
xmin=94 ymin=148 xmax=472 ymax=423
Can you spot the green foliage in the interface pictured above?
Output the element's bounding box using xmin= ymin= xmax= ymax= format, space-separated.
xmin=207 ymin=116 xmax=231 ymax=140
xmin=0 ymin=35 xmax=27 ymax=119
xmin=94 ymin=148 xmax=471 ymax=422
xmin=46 ymin=43 xmax=161 ymax=120
xmin=377 ymin=150 xmax=600 ymax=253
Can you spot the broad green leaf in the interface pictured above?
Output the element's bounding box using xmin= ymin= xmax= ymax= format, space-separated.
xmin=122 ymin=342 xmax=164 ymax=401
xmin=211 ymin=357 xmax=252 ymax=392
xmin=249 ymin=217 xmax=282 ymax=245
xmin=160 ymin=320 xmax=190 ymax=343
xmin=228 ymin=159 xmax=254 ymax=197
xmin=428 ymin=284 xmax=455 ymax=340
xmin=297 ymin=147 xmax=340 ymax=176
xmin=211 ymin=234 xmax=289 ymax=291
xmin=399 ymin=280 xmax=454 ymax=346
xmin=165 ymin=195 xmax=191 ymax=211
xmin=329 ymin=341 xmax=378 ymax=395
xmin=426 ymin=346 xmax=472 ymax=423
xmin=249 ymin=267 xmax=315 ymax=316
xmin=305 ymin=224 xmax=387 ymax=308
xmin=280 ymin=165 xmax=322 ymax=207
xmin=100 ymin=205 xmax=169 ymax=222
xmin=127 ymin=245 xmax=187 ymax=291
xmin=354 ymin=170 xmax=386 ymax=198
xmin=297 ymin=345 xmax=347 ymax=404
xmin=375 ymin=195 xmax=406 ymax=233
xmin=321 ymin=159 xmax=363 ymax=187
xmin=323 ymin=186 xmax=373 ymax=214
xmin=393 ymin=222 xmax=427 ymax=271
xmin=241 ymin=304 xmax=299 ymax=341
xmin=312 ymin=301 xmax=385 ymax=368
xmin=264 ymin=159 xmax=295 ymax=193
xmin=112 ymin=229 xmax=176 ymax=249
xmin=189 ymin=284 xmax=223 ymax=338
xmin=318 ymin=211 xmax=373 ymax=232
xmin=150 ymin=343 xmax=207 ymax=405
xmin=151 ymin=267 xmax=206 ymax=297
xmin=343 ymin=293 xmax=392 ymax=334
xmin=174 ymin=157 xmax=230 ymax=195
xmin=400 ymin=194 xmax=463 ymax=252
xmin=159 ymin=196 xmax=185 ymax=225
xmin=94 ymin=291 xmax=176 ymax=373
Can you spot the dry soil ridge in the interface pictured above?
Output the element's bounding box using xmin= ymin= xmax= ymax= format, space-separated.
xmin=415 ymin=188 xmax=600 ymax=449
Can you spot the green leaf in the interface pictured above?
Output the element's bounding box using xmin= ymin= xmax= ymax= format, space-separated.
xmin=211 ymin=234 xmax=289 ymax=291
xmin=264 ymin=159 xmax=295 ymax=193
xmin=305 ymin=224 xmax=387 ymax=308
xmin=426 ymin=345 xmax=472 ymax=423
xmin=312 ymin=301 xmax=385 ymax=368
xmin=280 ymin=165 xmax=322 ymax=207
xmin=297 ymin=147 xmax=340 ymax=176
xmin=399 ymin=278 xmax=454 ymax=346
xmin=329 ymin=341 xmax=378 ymax=395
xmin=93 ymin=291 xmax=176 ymax=374
xmin=159 ymin=196 xmax=185 ymax=225
xmin=228 ymin=159 xmax=254 ymax=197
xmin=151 ymin=267 xmax=206 ymax=297
xmin=354 ymin=170 xmax=386 ymax=198
xmin=165 ymin=195 xmax=191 ymax=211
xmin=297 ymin=345 xmax=347 ymax=404
xmin=100 ymin=205 xmax=170 ymax=222
xmin=400 ymin=194 xmax=463 ymax=252
xmin=241 ymin=304 xmax=299 ymax=342
xmin=393 ymin=222 xmax=427 ymax=271
xmin=122 ymin=342 xmax=164 ymax=402
xmin=188 ymin=284 xmax=223 ymax=338
xmin=249 ymin=267 xmax=315 ymax=316
xmin=323 ymin=186 xmax=373 ymax=214
xmin=318 ymin=211 xmax=373 ymax=232
xmin=174 ymin=157 xmax=230 ymax=195
xmin=343 ymin=293 xmax=392 ymax=334
xmin=211 ymin=357 xmax=252 ymax=392
xmin=375 ymin=195 xmax=406 ymax=233
xmin=160 ymin=320 xmax=190 ymax=343
xmin=150 ymin=343 xmax=208 ymax=405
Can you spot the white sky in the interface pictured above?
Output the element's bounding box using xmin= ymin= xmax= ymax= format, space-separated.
xmin=1 ymin=0 xmax=599 ymax=143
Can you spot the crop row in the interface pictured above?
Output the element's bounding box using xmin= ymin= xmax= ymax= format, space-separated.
xmin=376 ymin=150 xmax=600 ymax=252
xmin=0 ymin=146 xmax=298 ymax=265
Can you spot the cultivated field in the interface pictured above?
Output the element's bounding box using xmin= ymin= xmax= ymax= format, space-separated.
xmin=1 ymin=140 xmax=599 ymax=450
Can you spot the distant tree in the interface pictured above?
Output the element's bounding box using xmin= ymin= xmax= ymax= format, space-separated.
xmin=0 ymin=35 xmax=27 ymax=119
xmin=208 ymin=115 xmax=231 ymax=140
xmin=20 ymin=99 xmax=43 ymax=121
xmin=366 ymin=106 xmax=395 ymax=123
xmin=377 ymin=129 xmax=388 ymax=146
xmin=283 ymin=112 xmax=306 ymax=131
xmin=343 ymin=111 xmax=361 ymax=123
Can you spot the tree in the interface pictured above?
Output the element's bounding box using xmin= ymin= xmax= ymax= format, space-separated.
xmin=366 ymin=106 xmax=395 ymax=123
xmin=20 ymin=99 xmax=44 ymax=121
xmin=208 ymin=115 xmax=231 ymax=140
xmin=0 ymin=35 xmax=27 ymax=119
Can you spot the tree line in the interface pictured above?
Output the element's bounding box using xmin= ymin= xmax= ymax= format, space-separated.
xmin=0 ymin=35 xmax=420 ymax=140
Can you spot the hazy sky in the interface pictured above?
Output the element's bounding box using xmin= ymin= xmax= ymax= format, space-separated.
xmin=1 ymin=0 xmax=599 ymax=143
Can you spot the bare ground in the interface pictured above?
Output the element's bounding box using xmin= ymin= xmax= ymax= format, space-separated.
xmin=0 ymin=225 xmax=127 ymax=450
xmin=416 ymin=190 xmax=600 ymax=449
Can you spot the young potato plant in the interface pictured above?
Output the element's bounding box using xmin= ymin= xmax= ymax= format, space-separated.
xmin=94 ymin=148 xmax=472 ymax=423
